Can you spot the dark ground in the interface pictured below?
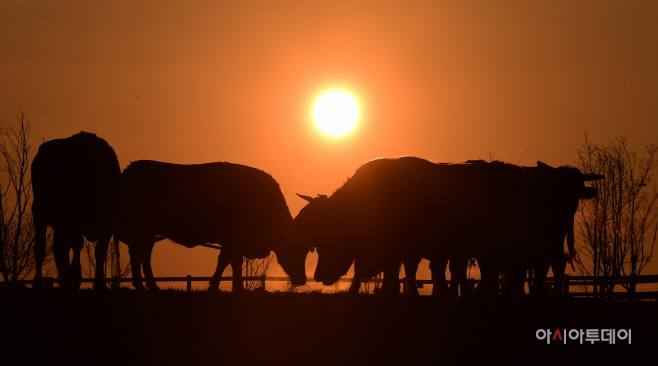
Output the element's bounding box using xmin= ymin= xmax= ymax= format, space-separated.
xmin=0 ymin=288 xmax=656 ymax=365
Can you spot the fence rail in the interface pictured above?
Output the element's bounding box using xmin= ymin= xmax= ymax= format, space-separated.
xmin=3 ymin=275 xmax=657 ymax=299
xmin=560 ymin=274 xmax=658 ymax=300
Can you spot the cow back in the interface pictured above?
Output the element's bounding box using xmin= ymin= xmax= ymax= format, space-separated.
xmin=31 ymin=131 xmax=121 ymax=240
xmin=116 ymin=160 xmax=292 ymax=254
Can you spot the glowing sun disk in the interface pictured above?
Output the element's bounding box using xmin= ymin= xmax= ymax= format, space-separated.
xmin=313 ymin=91 xmax=359 ymax=136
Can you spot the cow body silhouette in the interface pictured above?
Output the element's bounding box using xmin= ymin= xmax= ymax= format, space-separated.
xmin=295 ymin=156 xmax=509 ymax=295
xmin=496 ymin=162 xmax=603 ymax=299
xmin=115 ymin=160 xmax=308 ymax=291
xmin=31 ymin=132 xmax=121 ymax=290
xmin=294 ymin=156 xmax=602 ymax=296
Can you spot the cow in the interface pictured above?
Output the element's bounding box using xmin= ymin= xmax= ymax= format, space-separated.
xmin=114 ymin=160 xmax=308 ymax=291
xmin=500 ymin=162 xmax=603 ymax=299
xmin=294 ymin=157 xmax=601 ymax=298
xmin=294 ymin=193 xmax=422 ymax=296
xmin=443 ymin=160 xmax=603 ymax=299
xmin=31 ymin=132 xmax=121 ymax=290
xmin=294 ymin=157 xmax=527 ymax=296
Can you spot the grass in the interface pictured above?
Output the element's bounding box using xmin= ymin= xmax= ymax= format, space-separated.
xmin=0 ymin=287 xmax=656 ymax=365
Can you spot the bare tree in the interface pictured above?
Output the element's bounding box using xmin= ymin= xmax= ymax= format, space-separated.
xmin=243 ymin=255 xmax=274 ymax=291
xmin=575 ymin=135 xmax=658 ymax=293
xmin=368 ymin=272 xmax=383 ymax=294
xmin=81 ymin=236 xmax=130 ymax=288
xmin=0 ymin=111 xmax=53 ymax=284
xmin=107 ymin=237 xmax=130 ymax=288
xmin=222 ymin=253 xmax=274 ymax=291
xmin=355 ymin=272 xmax=382 ymax=294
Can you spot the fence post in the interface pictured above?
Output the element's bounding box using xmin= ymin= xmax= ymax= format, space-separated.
xmin=261 ymin=275 xmax=266 ymax=290
xmin=335 ymin=280 xmax=340 ymax=293
xmin=402 ymin=277 xmax=408 ymax=293
xmin=44 ymin=276 xmax=54 ymax=289
xmin=187 ymin=275 xmax=192 ymax=292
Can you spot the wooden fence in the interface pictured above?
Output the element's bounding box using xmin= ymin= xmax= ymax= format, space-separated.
xmin=559 ymin=274 xmax=658 ymax=300
xmin=405 ymin=275 xmax=658 ymax=300
xmin=6 ymin=276 xmax=363 ymax=293
xmin=4 ymin=274 xmax=658 ymax=299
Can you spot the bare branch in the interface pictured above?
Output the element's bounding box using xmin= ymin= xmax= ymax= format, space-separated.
xmin=576 ymin=135 xmax=658 ymax=293
xmin=0 ymin=111 xmax=52 ymax=282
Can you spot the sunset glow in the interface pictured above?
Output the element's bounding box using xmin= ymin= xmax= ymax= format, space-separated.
xmin=313 ymin=91 xmax=359 ymax=136
xmin=2 ymin=0 xmax=657 ymax=287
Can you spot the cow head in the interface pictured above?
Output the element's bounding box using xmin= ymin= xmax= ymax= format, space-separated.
xmin=314 ymin=244 xmax=355 ymax=286
xmin=271 ymin=214 xmax=310 ymax=287
xmin=274 ymin=242 xmax=309 ymax=287
xmin=294 ymin=193 xmax=356 ymax=286
xmin=536 ymin=161 xmax=604 ymax=202
xmin=534 ymin=161 xmax=604 ymax=266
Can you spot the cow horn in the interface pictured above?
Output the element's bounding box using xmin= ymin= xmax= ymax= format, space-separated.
xmin=297 ymin=193 xmax=315 ymax=202
xmin=582 ymin=174 xmax=604 ymax=181
xmin=537 ymin=161 xmax=553 ymax=169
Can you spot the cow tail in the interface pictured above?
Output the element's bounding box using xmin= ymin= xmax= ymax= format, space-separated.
xmin=566 ymin=220 xmax=578 ymax=271
xmin=111 ymin=236 xmax=121 ymax=289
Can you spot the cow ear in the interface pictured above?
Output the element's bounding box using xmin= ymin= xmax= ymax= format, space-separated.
xmin=297 ymin=193 xmax=315 ymax=203
xmin=582 ymin=174 xmax=604 ymax=182
xmin=537 ymin=161 xmax=553 ymax=169
xmin=317 ymin=194 xmax=328 ymax=199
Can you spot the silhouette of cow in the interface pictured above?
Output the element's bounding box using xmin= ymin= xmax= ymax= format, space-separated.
xmin=115 ymin=160 xmax=308 ymax=291
xmin=294 ymin=157 xmax=504 ymax=295
xmin=31 ymin=132 xmax=121 ymax=290
xmin=497 ymin=162 xmax=603 ymax=299
xmin=294 ymin=157 xmax=602 ymax=297
xmin=424 ymin=160 xmax=603 ymax=299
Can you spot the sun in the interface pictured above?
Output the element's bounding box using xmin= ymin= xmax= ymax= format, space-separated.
xmin=313 ymin=91 xmax=359 ymax=136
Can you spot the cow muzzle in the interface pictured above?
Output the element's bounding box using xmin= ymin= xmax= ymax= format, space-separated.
xmin=290 ymin=274 xmax=307 ymax=287
xmin=314 ymin=273 xmax=336 ymax=287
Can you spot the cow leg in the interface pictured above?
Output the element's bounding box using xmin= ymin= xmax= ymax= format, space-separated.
xmin=550 ymin=254 xmax=567 ymax=300
xmin=473 ymin=258 xmax=500 ymax=298
xmin=128 ymin=244 xmax=143 ymax=290
xmin=450 ymin=257 xmax=470 ymax=298
xmin=347 ymin=277 xmax=361 ymax=294
xmin=229 ymin=254 xmax=245 ymax=292
xmin=32 ymin=204 xmax=47 ymax=290
xmin=507 ymin=262 xmax=528 ymax=298
xmin=403 ymin=256 xmax=421 ymax=296
xmin=69 ymin=233 xmax=84 ymax=290
xmin=209 ymin=248 xmax=235 ymax=291
xmin=348 ymin=261 xmax=362 ymax=294
xmin=429 ymin=258 xmax=449 ymax=298
xmin=447 ymin=260 xmax=459 ymax=298
xmin=53 ymin=229 xmax=73 ymax=290
xmin=459 ymin=261 xmax=472 ymax=297
xmin=381 ymin=264 xmax=401 ymax=295
xmin=93 ymin=234 xmax=111 ymax=291
xmin=141 ymin=240 xmax=159 ymax=290
xmin=127 ymin=242 xmax=147 ymax=291
xmin=529 ymin=262 xmax=549 ymax=299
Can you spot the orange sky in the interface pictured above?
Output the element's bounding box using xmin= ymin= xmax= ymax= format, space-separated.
xmin=2 ymin=1 xmax=657 ymax=286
